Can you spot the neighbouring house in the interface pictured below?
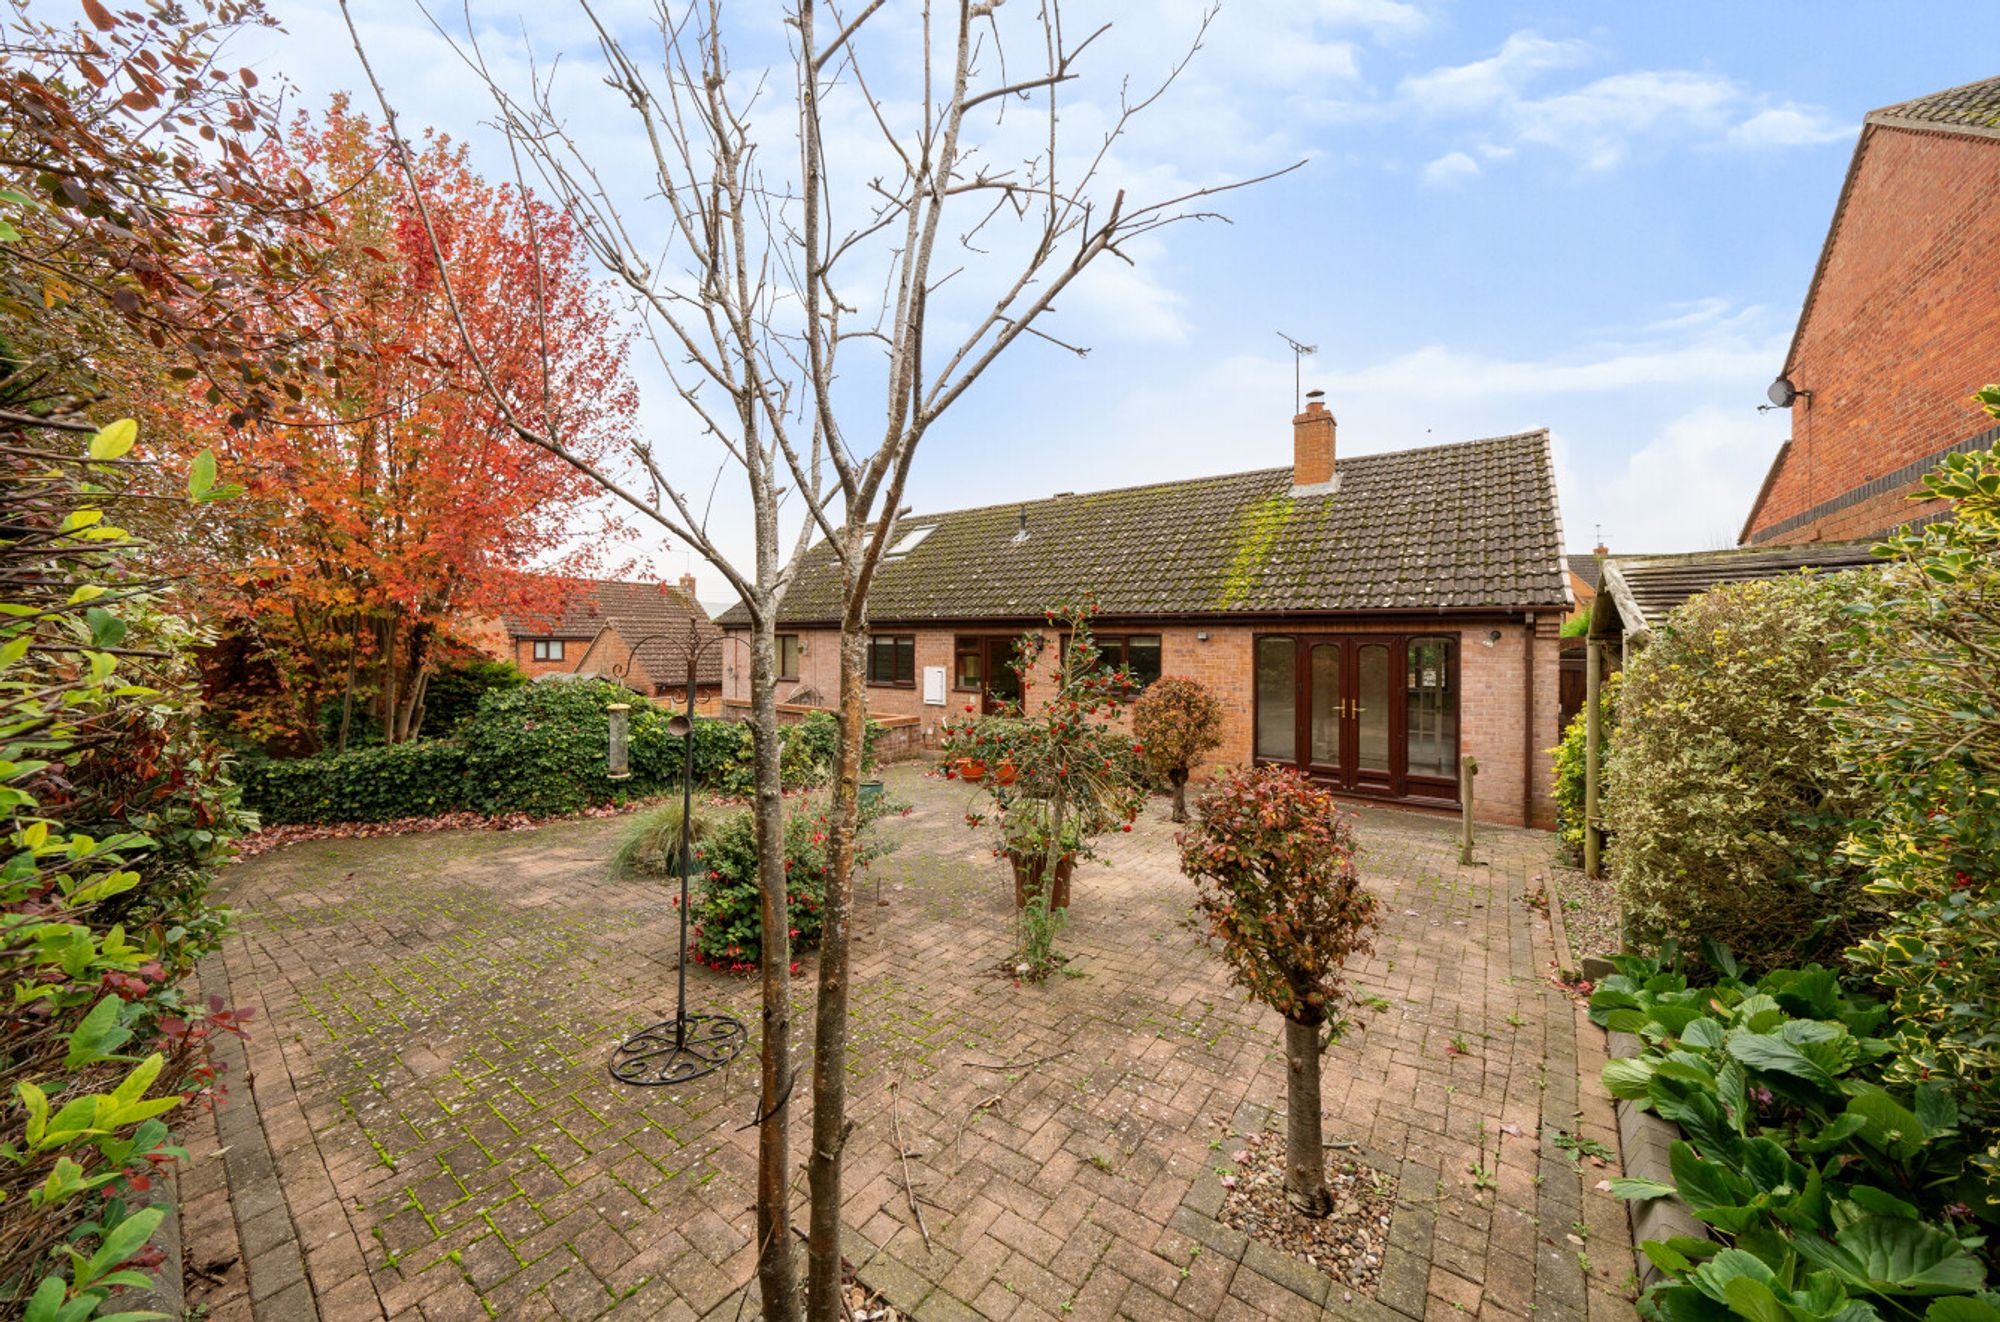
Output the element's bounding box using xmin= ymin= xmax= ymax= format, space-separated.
xmin=1565 ymin=547 xmax=1607 ymax=620
xmin=503 ymin=576 xmax=726 ymax=711
xmin=719 ymin=397 xmax=1572 ymax=827
xmin=1743 ymin=74 xmax=2000 ymax=546
xmin=1557 ymin=546 xmax=1610 ymax=732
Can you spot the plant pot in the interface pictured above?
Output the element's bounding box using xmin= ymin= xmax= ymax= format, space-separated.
xmin=956 ymin=758 xmax=987 ymax=782
xmin=859 ymin=779 xmax=884 ymax=804
xmin=1008 ymin=850 xmax=1074 ymax=911
xmin=992 ymin=759 xmax=1018 ymax=786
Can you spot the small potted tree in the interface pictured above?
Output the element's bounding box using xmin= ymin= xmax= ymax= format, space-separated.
xmin=1180 ymin=765 xmax=1380 ymax=1214
xmin=1131 ymin=676 xmax=1224 ymax=823
xmin=948 ymin=601 xmax=1143 ymax=974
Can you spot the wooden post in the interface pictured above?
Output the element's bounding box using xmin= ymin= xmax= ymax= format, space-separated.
xmin=1584 ymin=639 xmax=1603 ymax=879
xmin=1458 ymin=755 xmax=1478 ymax=865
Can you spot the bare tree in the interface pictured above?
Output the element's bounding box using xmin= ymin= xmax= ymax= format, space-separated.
xmin=337 ymin=2 xmax=1290 ymax=1316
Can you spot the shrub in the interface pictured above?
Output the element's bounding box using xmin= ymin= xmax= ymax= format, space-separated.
xmin=1605 ymin=571 xmax=1879 ymax=972
xmin=1836 ymin=434 xmax=2000 ymax=1181
xmin=1592 ymin=946 xmax=1998 ymax=1313
xmin=690 ymin=794 xmax=901 ymax=972
xmin=1180 ymin=765 xmax=1379 ymax=1214
xmin=1550 ymin=670 xmax=1619 ymax=863
xmin=421 ymin=657 xmax=528 ymax=734
xmin=237 ymin=741 xmax=471 ymax=824
xmin=1131 ymin=676 xmax=1224 ymax=822
xmin=610 ymin=800 xmax=718 ymax=878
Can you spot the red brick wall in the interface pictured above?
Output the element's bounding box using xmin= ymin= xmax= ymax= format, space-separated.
xmin=724 ymin=617 xmax=1562 ymax=828
xmin=510 ymin=631 xmax=721 ymax=712
xmin=1748 ymin=126 xmax=2000 ymax=543
xmin=511 ymin=636 xmax=592 ymax=679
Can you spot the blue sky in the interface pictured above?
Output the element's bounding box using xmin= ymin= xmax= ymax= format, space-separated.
xmin=236 ymin=2 xmax=1991 ymax=601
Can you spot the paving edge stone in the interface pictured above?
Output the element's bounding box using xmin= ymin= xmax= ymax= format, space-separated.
xmin=118 ymin=1147 xmax=184 ymax=1318
xmin=1605 ymin=1028 xmax=1708 ymax=1289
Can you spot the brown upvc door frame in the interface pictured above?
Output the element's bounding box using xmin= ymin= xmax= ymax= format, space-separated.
xmin=1254 ymin=631 xmax=1461 ymax=808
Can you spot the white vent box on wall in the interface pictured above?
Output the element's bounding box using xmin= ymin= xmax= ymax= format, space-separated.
xmin=922 ymin=665 xmax=947 ymax=705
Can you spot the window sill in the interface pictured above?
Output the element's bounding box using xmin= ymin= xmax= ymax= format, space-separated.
xmin=867 ymin=681 xmax=916 ymax=690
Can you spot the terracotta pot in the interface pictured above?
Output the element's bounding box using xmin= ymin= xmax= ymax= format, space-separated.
xmin=1008 ymin=850 xmax=1074 ymax=911
xmin=956 ymin=758 xmax=987 ymax=782
xmin=993 ymin=759 xmax=1019 ymax=786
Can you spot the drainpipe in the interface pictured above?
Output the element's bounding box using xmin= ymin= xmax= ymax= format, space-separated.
xmin=1522 ymin=612 xmax=1536 ymax=828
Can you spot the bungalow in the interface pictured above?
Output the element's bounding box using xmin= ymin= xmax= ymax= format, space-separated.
xmin=719 ymin=398 xmax=1571 ymax=827
xmin=503 ymin=576 xmax=725 ymax=710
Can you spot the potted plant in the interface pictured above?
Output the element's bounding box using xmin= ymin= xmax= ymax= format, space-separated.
xmin=947 ymin=600 xmax=1145 ymax=976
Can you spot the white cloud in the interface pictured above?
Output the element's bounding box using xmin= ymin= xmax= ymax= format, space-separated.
xmin=1729 ymin=103 xmax=1853 ymax=148
xmin=1563 ymin=406 xmax=1780 ymax=552
xmin=1421 ymin=150 xmax=1480 ymax=186
xmin=1400 ymin=31 xmax=1592 ymax=114
xmin=1403 ymin=30 xmax=1851 ymax=172
xmin=1315 ymin=0 xmax=1432 ymax=38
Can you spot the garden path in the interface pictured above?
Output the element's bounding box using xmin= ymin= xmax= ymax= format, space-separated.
xmin=172 ymin=763 xmax=1634 ymax=1322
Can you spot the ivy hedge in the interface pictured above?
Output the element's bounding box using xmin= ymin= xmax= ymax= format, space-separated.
xmin=238 ymin=678 xmax=873 ymax=825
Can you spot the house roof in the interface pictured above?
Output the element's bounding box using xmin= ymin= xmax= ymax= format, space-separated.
xmin=1565 ymin=554 xmax=1606 ymax=592
xmin=1591 ymin=543 xmax=1882 ymax=645
xmin=722 ymin=429 xmax=1571 ymax=627
xmin=1869 ymin=74 xmax=2000 ymax=137
xmin=506 ymin=581 xmax=724 ymax=685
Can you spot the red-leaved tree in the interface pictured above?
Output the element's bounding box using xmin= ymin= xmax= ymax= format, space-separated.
xmin=1132 ymin=676 xmax=1225 ymax=823
xmin=1180 ymin=765 xmax=1380 ymax=1215
xmin=174 ymin=98 xmax=635 ymax=749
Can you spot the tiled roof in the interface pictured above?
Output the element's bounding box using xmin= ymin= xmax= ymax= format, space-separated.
xmin=1566 ymin=554 xmax=1606 ymax=592
xmin=506 ymin=581 xmax=723 ymax=684
xmin=725 ymin=430 xmax=1570 ymax=627
xmin=1594 ymin=543 xmax=1882 ymax=643
xmin=1869 ymin=75 xmax=2000 ymax=136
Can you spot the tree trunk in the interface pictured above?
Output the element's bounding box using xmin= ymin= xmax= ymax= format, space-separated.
xmin=748 ymin=618 xmax=800 ymax=1321
xmin=335 ymin=613 xmax=364 ymax=754
xmin=805 ymin=623 xmax=868 ymax=1320
xmin=1169 ymin=769 xmax=1189 ymax=823
xmin=1283 ymin=1016 xmax=1330 ymax=1216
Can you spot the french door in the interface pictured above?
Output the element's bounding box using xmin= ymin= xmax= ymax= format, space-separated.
xmin=1254 ymin=633 xmax=1460 ymax=804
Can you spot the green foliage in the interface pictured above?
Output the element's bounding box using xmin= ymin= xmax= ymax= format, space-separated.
xmin=3 ymin=413 xmax=248 ymax=1311
xmin=1591 ymin=947 xmax=1997 ymax=1320
xmin=690 ymin=793 xmax=901 ymax=972
xmin=1179 ymin=765 xmax=1380 ymax=1027
xmin=1605 ymin=571 xmax=1879 ymax=971
xmin=610 ymin=800 xmax=717 ymax=879
xmin=417 ymin=658 xmax=527 ymax=735
xmin=1834 ymin=430 xmax=2000 ymax=1184
xmin=1551 ymin=671 xmax=1619 ymax=862
xmin=236 ymin=740 xmax=470 ymax=824
xmin=239 ymin=679 xmax=803 ymax=824
xmin=1559 ymin=610 xmax=1591 ymax=639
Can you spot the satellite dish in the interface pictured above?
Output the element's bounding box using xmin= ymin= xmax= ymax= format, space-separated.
xmin=1766 ymin=376 xmax=1798 ymax=408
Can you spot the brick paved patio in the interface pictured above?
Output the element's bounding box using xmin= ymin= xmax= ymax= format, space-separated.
xmin=175 ymin=763 xmax=1635 ymax=1321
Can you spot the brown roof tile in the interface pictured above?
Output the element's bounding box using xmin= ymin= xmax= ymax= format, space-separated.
xmin=507 ymin=581 xmax=723 ymax=684
xmin=727 ymin=430 xmax=1570 ymax=626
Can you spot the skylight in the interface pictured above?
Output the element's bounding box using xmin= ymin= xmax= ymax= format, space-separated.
xmin=885 ymin=524 xmax=936 ymax=558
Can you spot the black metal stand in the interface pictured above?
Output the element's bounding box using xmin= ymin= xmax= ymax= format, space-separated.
xmin=608 ymin=622 xmax=748 ymax=1087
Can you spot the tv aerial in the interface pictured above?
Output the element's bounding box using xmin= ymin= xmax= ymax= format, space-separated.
xmin=1276 ymin=331 xmax=1317 ymax=413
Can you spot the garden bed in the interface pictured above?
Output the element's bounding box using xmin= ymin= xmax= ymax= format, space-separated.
xmin=1545 ymin=861 xmax=1621 ymax=965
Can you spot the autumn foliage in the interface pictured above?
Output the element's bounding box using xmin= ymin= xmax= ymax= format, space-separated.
xmin=173 ymin=99 xmax=636 ymax=750
xmin=1180 ymin=765 xmax=1379 ymax=1213
xmin=1131 ymin=676 xmax=1224 ymax=822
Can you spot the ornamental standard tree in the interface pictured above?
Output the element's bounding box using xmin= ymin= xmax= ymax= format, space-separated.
xmin=1180 ymin=766 xmax=1380 ymax=1215
xmin=1132 ymin=676 xmax=1225 ymax=822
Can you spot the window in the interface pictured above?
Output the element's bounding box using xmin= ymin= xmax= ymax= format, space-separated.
xmin=1405 ymin=636 xmax=1458 ymax=779
xmin=1254 ymin=636 xmax=1296 ymax=760
xmin=777 ymin=634 xmax=802 ymax=680
xmin=867 ymin=634 xmax=916 ymax=686
xmin=885 ymin=525 xmax=936 ymax=558
xmin=953 ymin=637 xmax=984 ymax=689
xmin=1062 ymin=633 xmax=1163 ymax=689
xmin=532 ymin=639 xmax=565 ymax=662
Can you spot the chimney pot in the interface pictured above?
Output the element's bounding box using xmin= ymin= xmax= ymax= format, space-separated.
xmin=1292 ymin=390 xmax=1336 ymax=488
xmin=1592 ymin=543 xmax=1608 ymax=557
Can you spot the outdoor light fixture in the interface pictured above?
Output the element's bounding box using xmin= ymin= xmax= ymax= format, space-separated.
xmin=1196 ymin=631 xmax=1211 ymax=642
xmin=604 ymin=620 xmax=748 ymax=1087
xmin=1482 ymin=629 xmax=1502 ymax=647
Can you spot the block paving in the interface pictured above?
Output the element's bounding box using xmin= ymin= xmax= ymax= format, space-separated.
xmin=174 ymin=763 xmax=1635 ymax=1320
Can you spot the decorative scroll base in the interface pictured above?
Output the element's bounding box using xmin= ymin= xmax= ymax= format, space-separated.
xmin=608 ymin=1013 xmax=748 ymax=1087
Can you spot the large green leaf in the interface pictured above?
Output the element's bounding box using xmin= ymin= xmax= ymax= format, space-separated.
xmin=1792 ymin=1217 xmax=1987 ymax=1297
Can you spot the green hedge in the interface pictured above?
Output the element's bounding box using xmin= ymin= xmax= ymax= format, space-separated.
xmin=240 ymin=680 xmax=872 ymax=825
xmin=236 ymin=740 xmax=471 ymax=824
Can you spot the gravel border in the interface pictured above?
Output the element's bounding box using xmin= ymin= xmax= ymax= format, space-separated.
xmin=1546 ymin=862 xmax=1622 ymax=965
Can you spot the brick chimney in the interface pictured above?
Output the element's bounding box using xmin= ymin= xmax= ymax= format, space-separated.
xmin=1292 ymin=390 xmax=1335 ymax=489
xmin=678 ymin=572 xmax=697 ymax=600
